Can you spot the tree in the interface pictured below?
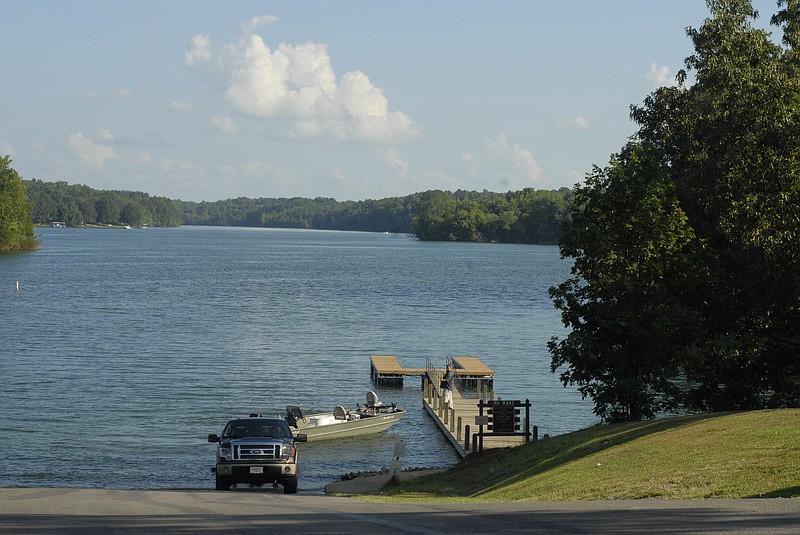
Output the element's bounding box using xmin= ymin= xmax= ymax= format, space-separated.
xmin=550 ymin=0 xmax=800 ymax=420
xmin=0 ymin=156 xmax=38 ymax=251
xmin=94 ymin=194 xmax=122 ymax=225
xmin=549 ymin=143 xmax=697 ymax=420
xmin=411 ymin=190 xmax=459 ymax=240
xmin=120 ymin=202 xmax=146 ymax=227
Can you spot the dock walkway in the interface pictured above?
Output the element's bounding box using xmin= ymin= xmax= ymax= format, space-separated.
xmin=422 ymin=375 xmax=527 ymax=457
xmin=369 ymin=354 xmax=526 ymax=457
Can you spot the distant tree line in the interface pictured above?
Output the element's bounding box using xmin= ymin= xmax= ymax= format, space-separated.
xmin=25 ymin=179 xmax=181 ymax=227
xmin=24 ymin=179 xmax=573 ymax=244
xmin=176 ymin=188 xmax=572 ymax=244
xmin=22 ymin=179 xmax=572 ymax=242
xmin=175 ymin=195 xmax=418 ymax=234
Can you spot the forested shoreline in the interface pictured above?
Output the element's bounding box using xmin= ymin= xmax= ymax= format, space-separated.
xmin=25 ymin=179 xmax=181 ymax=228
xmin=24 ymin=178 xmax=573 ymax=244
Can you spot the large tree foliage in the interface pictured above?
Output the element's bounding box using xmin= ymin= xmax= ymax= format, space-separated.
xmin=0 ymin=156 xmax=38 ymax=251
xmin=550 ymin=0 xmax=800 ymax=421
xmin=549 ymin=144 xmax=698 ymax=420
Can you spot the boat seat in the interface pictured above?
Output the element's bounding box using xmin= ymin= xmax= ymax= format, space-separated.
xmin=366 ymin=391 xmax=383 ymax=409
xmin=333 ymin=405 xmax=347 ymax=420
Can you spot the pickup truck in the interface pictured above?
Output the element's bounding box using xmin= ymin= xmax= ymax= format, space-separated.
xmin=208 ymin=414 xmax=308 ymax=493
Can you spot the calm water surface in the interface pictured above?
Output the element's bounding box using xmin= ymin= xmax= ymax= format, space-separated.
xmin=0 ymin=226 xmax=596 ymax=492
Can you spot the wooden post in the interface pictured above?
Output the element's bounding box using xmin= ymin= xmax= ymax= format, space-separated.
xmin=525 ymin=398 xmax=531 ymax=443
xmin=478 ymin=399 xmax=485 ymax=452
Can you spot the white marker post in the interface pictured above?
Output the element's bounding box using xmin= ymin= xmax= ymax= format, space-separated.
xmin=390 ymin=438 xmax=406 ymax=482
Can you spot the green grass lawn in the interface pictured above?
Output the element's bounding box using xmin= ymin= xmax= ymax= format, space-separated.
xmin=375 ymin=409 xmax=800 ymax=501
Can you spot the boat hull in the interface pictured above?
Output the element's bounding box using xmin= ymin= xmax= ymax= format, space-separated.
xmin=292 ymin=409 xmax=404 ymax=441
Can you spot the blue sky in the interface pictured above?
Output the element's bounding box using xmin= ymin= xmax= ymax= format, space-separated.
xmin=1 ymin=1 xmax=780 ymax=202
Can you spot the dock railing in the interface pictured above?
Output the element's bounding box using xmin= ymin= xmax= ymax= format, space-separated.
xmin=424 ymin=357 xmax=444 ymax=412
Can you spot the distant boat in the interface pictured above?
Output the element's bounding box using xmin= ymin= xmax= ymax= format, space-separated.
xmin=50 ymin=222 xmax=65 ymax=228
xmin=284 ymin=391 xmax=404 ymax=441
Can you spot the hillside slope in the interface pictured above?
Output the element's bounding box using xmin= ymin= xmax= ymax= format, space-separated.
xmin=382 ymin=410 xmax=800 ymax=501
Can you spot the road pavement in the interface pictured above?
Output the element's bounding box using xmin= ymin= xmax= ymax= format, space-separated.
xmin=1 ymin=487 xmax=798 ymax=534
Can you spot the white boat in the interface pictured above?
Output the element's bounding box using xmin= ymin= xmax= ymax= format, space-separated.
xmin=285 ymin=391 xmax=404 ymax=441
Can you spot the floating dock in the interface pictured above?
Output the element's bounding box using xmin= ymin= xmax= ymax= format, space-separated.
xmin=369 ymin=354 xmax=494 ymax=389
xmin=369 ymin=354 xmax=530 ymax=457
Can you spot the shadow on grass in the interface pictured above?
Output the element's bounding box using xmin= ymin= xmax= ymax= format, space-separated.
xmin=749 ymin=486 xmax=800 ymax=498
xmin=383 ymin=413 xmax=721 ymax=498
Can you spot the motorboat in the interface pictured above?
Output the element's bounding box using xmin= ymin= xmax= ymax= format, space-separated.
xmin=285 ymin=391 xmax=404 ymax=441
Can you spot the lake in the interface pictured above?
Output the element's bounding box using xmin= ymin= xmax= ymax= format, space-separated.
xmin=0 ymin=226 xmax=597 ymax=493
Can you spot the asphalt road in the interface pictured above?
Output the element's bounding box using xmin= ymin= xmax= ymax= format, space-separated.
xmin=1 ymin=488 xmax=799 ymax=534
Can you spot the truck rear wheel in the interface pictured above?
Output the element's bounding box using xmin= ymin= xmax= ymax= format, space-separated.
xmin=283 ymin=476 xmax=298 ymax=494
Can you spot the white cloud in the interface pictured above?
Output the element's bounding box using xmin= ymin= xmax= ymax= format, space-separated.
xmin=67 ymin=132 xmax=116 ymax=169
xmin=240 ymin=15 xmax=278 ymax=36
xmin=185 ymin=34 xmax=216 ymax=68
xmin=465 ymin=133 xmax=542 ymax=190
xmin=646 ymin=63 xmax=678 ymax=88
xmin=157 ymin=156 xmax=206 ymax=177
xmin=186 ymin=18 xmax=418 ymax=143
xmin=555 ymin=115 xmax=590 ymax=130
xmin=167 ymin=100 xmax=192 ymax=113
xmin=212 ymin=115 xmax=238 ymax=134
xmin=374 ymin=146 xmax=409 ymax=175
xmin=97 ymin=129 xmax=115 ymax=141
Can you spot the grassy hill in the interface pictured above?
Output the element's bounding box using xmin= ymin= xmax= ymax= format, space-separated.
xmin=378 ymin=409 xmax=800 ymax=501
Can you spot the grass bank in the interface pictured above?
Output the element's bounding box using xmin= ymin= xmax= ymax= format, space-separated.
xmin=376 ymin=409 xmax=800 ymax=501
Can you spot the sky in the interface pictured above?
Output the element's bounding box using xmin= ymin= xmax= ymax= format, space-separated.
xmin=1 ymin=1 xmax=781 ymax=202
